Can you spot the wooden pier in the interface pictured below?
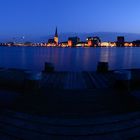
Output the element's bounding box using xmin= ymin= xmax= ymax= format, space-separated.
xmin=0 ymin=69 xmax=140 ymax=140
xmin=41 ymin=71 xmax=115 ymax=90
xmin=0 ymin=109 xmax=140 ymax=140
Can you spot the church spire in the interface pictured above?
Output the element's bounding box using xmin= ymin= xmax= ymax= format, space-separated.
xmin=54 ymin=27 xmax=58 ymax=45
xmin=55 ymin=27 xmax=58 ymax=37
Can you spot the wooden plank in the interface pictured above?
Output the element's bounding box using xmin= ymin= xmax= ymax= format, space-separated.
xmin=64 ymin=72 xmax=82 ymax=89
xmin=1 ymin=114 xmax=140 ymax=137
xmin=77 ymin=72 xmax=87 ymax=89
xmin=82 ymin=72 xmax=96 ymax=89
xmin=42 ymin=73 xmax=53 ymax=88
xmin=47 ymin=72 xmax=59 ymax=89
xmin=87 ymin=72 xmax=101 ymax=88
xmin=73 ymin=72 xmax=78 ymax=89
xmin=3 ymin=110 xmax=140 ymax=127
xmin=55 ymin=72 xmax=62 ymax=89
xmin=52 ymin=72 xmax=59 ymax=89
xmin=41 ymin=72 xmax=116 ymax=90
xmin=0 ymin=123 xmax=48 ymax=140
xmin=92 ymin=73 xmax=109 ymax=88
xmin=59 ymin=72 xmax=67 ymax=89
xmin=103 ymin=73 xmax=116 ymax=87
xmin=0 ymin=132 xmax=20 ymax=140
xmin=41 ymin=74 xmax=51 ymax=88
xmin=56 ymin=72 xmax=65 ymax=89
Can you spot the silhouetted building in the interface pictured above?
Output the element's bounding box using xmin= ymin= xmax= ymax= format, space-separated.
xmin=116 ymin=36 xmax=125 ymax=47
xmin=24 ymin=42 xmax=32 ymax=46
xmin=48 ymin=39 xmax=54 ymax=43
xmin=6 ymin=42 xmax=15 ymax=46
xmin=87 ymin=36 xmax=101 ymax=47
xmin=132 ymin=40 xmax=140 ymax=47
xmin=68 ymin=37 xmax=80 ymax=47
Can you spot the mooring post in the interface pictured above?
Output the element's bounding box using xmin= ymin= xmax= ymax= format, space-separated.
xmin=44 ymin=62 xmax=55 ymax=73
xmin=97 ymin=62 xmax=109 ymax=73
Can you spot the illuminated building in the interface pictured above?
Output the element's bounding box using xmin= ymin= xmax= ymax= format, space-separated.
xmin=87 ymin=39 xmax=93 ymax=47
xmin=110 ymin=42 xmax=117 ymax=47
xmin=87 ymin=37 xmax=93 ymax=47
xmin=54 ymin=27 xmax=58 ymax=45
xmin=116 ymin=36 xmax=125 ymax=47
xmin=100 ymin=42 xmax=117 ymax=47
xmin=68 ymin=37 xmax=80 ymax=47
xmin=47 ymin=27 xmax=59 ymax=46
xmin=87 ymin=36 xmax=101 ymax=47
xmin=101 ymin=42 xmax=110 ymax=47
xmin=68 ymin=40 xmax=73 ymax=47
xmin=5 ymin=42 xmax=15 ymax=47
xmin=124 ymin=42 xmax=133 ymax=47
xmin=47 ymin=39 xmax=55 ymax=46
xmin=60 ymin=42 xmax=68 ymax=47
xmin=76 ymin=42 xmax=87 ymax=47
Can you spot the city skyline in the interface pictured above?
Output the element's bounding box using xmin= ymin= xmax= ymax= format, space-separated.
xmin=1 ymin=29 xmax=140 ymax=43
xmin=1 ymin=27 xmax=140 ymax=47
xmin=0 ymin=0 xmax=140 ymax=41
xmin=1 ymin=30 xmax=140 ymax=43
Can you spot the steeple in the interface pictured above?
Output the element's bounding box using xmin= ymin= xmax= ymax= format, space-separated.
xmin=55 ymin=27 xmax=58 ymax=37
xmin=54 ymin=27 xmax=58 ymax=45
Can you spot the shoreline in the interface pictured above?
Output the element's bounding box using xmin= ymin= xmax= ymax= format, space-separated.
xmin=0 ymin=45 xmax=140 ymax=48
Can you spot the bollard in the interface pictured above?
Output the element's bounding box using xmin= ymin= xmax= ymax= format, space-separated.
xmin=97 ymin=62 xmax=109 ymax=73
xmin=44 ymin=62 xmax=54 ymax=73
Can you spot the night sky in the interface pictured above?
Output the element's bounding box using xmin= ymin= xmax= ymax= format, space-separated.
xmin=0 ymin=0 xmax=140 ymax=40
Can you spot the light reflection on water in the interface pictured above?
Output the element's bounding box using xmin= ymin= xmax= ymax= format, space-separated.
xmin=99 ymin=47 xmax=109 ymax=62
xmin=0 ymin=46 xmax=140 ymax=71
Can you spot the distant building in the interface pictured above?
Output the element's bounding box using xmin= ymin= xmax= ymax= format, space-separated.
xmin=101 ymin=42 xmax=110 ymax=47
xmin=47 ymin=27 xmax=59 ymax=46
xmin=6 ymin=42 xmax=15 ymax=46
xmin=68 ymin=37 xmax=80 ymax=47
xmin=54 ymin=27 xmax=58 ymax=45
xmin=110 ymin=42 xmax=117 ymax=47
xmin=124 ymin=42 xmax=133 ymax=47
xmin=132 ymin=40 xmax=140 ymax=47
xmin=101 ymin=42 xmax=117 ymax=47
xmin=76 ymin=42 xmax=87 ymax=47
xmin=24 ymin=42 xmax=32 ymax=46
xmin=87 ymin=36 xmax=101 ymax=47
xmin=48 ymin=39 xmax=55 ymax=44
xmin=116 ymin=36 xmax=125 ymax=47
xmin=87 ymin=37 xmax=93 ymax=47
xmin=60 ymin=42 xmax=68 ymax=47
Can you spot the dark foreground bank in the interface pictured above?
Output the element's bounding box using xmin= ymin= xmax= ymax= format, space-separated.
xmin=0 ymin=68 xmax=140 ymax=139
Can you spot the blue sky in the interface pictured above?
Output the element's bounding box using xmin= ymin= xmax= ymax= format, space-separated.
xmin=0 ymin=0 xmax=140 ymax=40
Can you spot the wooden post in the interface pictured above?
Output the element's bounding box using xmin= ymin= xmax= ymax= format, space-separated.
xmin=97 ymin=62 xmax=109 ymax=73
xmin=44 ymin=62 xmax=54 ymax=73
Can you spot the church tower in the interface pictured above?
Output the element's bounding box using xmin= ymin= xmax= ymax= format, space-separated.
xmin=54 ymin=27 xmax=58 ymax=45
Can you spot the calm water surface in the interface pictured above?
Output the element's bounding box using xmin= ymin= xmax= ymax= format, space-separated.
xmin=0 ymin=47 xmax=140 ymax=71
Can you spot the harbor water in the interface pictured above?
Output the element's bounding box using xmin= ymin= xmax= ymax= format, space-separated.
xmin=0 ymin=46 xmax=140 ymax=71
